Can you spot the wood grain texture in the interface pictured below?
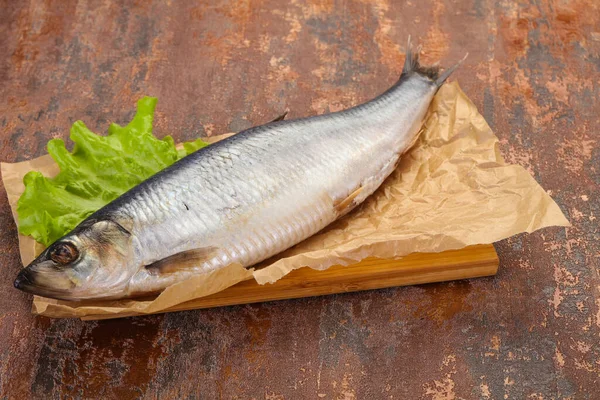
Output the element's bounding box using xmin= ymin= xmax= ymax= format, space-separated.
xmin=82 ymin=244 xmax=499 ymax=320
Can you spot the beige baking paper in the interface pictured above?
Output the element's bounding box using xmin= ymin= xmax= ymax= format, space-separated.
xmin=1 ymin=82 xmax=570 ymax=319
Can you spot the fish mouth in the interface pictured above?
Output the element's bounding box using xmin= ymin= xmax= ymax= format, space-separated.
xmin=13 ymin=267 xmax=77 ymax=300
xmin=13 ymin=268 xmax=35 ymax=291
xmin=14 ymin=266 xmax=129 ymax=301
xmin=13 ymin=268 xmax=50 ymax=294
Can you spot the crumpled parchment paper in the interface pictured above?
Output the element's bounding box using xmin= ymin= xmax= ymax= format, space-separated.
xmin=0 ymin=81 xmax=570 ymax=318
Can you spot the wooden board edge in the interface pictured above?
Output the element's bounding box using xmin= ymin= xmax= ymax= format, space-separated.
xmin=81 ymin=244 xmax=498 ymax=321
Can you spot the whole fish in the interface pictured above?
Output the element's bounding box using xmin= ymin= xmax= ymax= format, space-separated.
xmin=14 ymin=39 xmax=466 ymax=300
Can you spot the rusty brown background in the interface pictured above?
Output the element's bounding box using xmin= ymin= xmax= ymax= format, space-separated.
xmin=1 ymin=0 xmax=599 ymax=398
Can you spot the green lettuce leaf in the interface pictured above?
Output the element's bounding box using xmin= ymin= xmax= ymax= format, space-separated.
xmin=17 ymin=97 xmax=209 ymax=247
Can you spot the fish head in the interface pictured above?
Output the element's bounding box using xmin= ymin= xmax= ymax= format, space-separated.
xmin=14 ymin=219 xmax=137 ymax=300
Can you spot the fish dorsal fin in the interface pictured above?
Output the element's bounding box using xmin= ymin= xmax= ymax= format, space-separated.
xmin=267 ymin=110 xmax=289 ymax=124
xmin=145 ymin=246 xmax=219 ymax=275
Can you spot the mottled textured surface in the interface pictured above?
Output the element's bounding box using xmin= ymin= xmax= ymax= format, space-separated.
xmin=0 ymin=0 xmax=598 ymax=398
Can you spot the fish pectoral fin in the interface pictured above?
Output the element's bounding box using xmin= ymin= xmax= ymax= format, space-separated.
xmin=145 ymin=246 xmax=219 ymax=275
xmin=334 ymin=186 xmax=363 ymax=216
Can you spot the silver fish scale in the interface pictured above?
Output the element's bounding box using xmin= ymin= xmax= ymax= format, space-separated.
xmin=104 ymin=74 xmax=438 ymax=289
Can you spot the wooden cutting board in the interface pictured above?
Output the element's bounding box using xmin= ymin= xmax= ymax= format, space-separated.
xmin=83 ymin=244 xmax=499 ymax=320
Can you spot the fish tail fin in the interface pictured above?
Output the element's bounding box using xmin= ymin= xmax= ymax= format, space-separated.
xmin=402 ymin=36 xmax=468 ymax=87
xmin=402 ymin=36 xmax=439 ymax=80
xmin=435 ymin=53 xmax=469 ymax=86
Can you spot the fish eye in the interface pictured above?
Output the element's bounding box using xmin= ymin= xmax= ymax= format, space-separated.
xmin=49 ymin=242 xmax=79 ymax=265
